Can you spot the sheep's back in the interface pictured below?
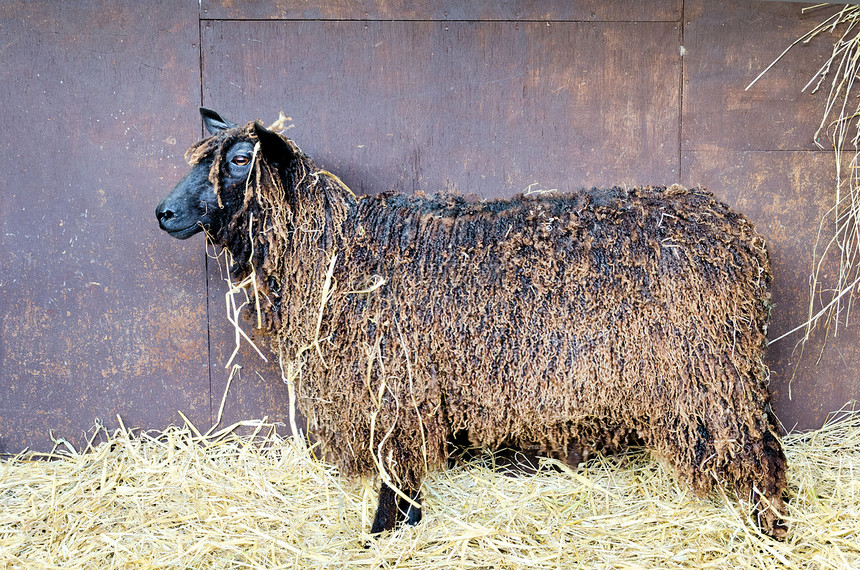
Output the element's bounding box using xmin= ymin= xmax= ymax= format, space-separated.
xmin=310 ymin=185 xmax=772 ymax=478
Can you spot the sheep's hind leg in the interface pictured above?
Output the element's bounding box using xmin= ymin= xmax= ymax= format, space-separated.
xmin=747 ymin=427 xmax=789 ymax=540
xmin=370 ymin=483 xmax=422 ymax=534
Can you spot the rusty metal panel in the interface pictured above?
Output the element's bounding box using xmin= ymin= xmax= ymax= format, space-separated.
xmin=0 ymin=1 xmax=205 ymax=454
xmin=201 ymin=0 xmax=682 ymax=22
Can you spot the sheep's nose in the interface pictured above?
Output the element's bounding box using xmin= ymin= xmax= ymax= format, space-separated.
xmin=156 ymin=205 xmax=174 ymax=222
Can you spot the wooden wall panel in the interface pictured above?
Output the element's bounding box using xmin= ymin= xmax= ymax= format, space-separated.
xmin=682 ymin=1 xmax=859 ymax=429
xmin=201 ymin=0 xmax=682 ymax=22
xmin=683 ymin=150 xmax=857 ymax=429
xmin=684 ymin=1 xmax=837 ymax=151
xmin=2 ymin=1 xmax=859 ymax=453
xmin=0 ymin=1 xmax=204 ymax=453
xmin=200 ymin=20 xmax=681 ymax=197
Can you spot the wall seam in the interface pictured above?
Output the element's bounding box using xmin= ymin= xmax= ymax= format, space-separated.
xmin=197 ymin=4 xmax=215 ymax=427
xmin=678 ymin=0 xmax=685 ymax=185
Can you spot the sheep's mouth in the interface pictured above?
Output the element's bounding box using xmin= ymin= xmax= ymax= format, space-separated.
xmin=165 ymin=223 xmax=204 ymax=240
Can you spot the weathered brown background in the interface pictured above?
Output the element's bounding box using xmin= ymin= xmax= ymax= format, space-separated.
xmin=1 ymin=0 xmax=857 ymax=454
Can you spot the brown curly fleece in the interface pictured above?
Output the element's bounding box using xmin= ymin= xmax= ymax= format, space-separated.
xmin=186 ymin=121 xmax=788 ymax=538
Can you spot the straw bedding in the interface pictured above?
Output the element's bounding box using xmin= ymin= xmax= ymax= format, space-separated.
xmin=1 ymin=407 xmax=858 ymax=569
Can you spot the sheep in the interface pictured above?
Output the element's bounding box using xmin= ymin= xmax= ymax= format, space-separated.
xmin=156 ymin=108 xmax=788 ymax=539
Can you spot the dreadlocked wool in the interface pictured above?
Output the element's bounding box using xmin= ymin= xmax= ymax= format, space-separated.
xmin=185 ymin=121 xmax=787 ymax=538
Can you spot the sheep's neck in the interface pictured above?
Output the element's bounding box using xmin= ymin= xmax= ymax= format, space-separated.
xmin=238 ymin=166 xmax=355 ymax=354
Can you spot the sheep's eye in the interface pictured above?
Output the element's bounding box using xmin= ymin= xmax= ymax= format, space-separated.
xmin=231 ymin=155 xmax=250 ymax=166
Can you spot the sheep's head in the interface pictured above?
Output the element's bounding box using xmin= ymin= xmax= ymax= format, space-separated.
xmin=156 ymin=108 xmax=296 ymax=242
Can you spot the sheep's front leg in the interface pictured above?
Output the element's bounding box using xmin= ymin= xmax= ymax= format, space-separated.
xmin=398 ymin=488 xmax=422 ymax=526
xmin=370 ymin=482 xmax=422 ymax=534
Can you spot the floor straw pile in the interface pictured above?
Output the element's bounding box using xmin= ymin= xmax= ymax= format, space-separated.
xmin=1 ymin=407 xmax=858 ymax=569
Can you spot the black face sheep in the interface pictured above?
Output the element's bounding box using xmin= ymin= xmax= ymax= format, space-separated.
xmin=156 ymin=108 xmax=788 ymax=539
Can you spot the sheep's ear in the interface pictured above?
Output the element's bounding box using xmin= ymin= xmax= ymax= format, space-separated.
xmin=200 ymin=107 xmax=237 ymax=134
xmin=253 ymin=123 xmax=294 ymax=168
